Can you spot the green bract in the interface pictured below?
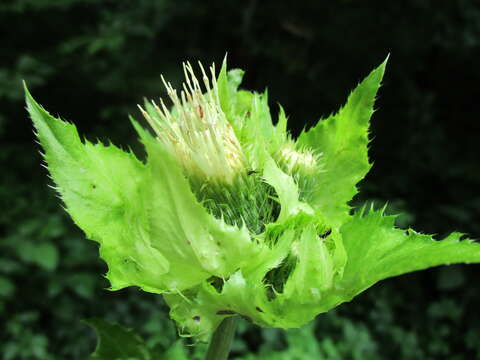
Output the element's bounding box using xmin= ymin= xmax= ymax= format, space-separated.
xmin=27 ymin=58 xmax=480 ymax=341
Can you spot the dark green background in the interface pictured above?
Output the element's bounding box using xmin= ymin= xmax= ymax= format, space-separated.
xmin=1 ymin=1 xmax=479 ymax=359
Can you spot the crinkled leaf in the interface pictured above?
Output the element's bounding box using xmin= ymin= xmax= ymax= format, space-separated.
xmin=282 ymin=225 xmax=334 ymax=300
xmin=26 ymin=86 xmax=171 ymax=292
xmin=164 ymin=219 xmax=342 ymax=339
xmin=262 ymin=156 xmax=313 ymax=222
xmin=163 ymin=227 xmax=297 ymax=340
xmin=297 ymin=58 xmax=387 ymax=227
xmin=84 ymin=318 xmax=151 ymax=360
xmin=339 ymin=207 xmax=480 ymax=298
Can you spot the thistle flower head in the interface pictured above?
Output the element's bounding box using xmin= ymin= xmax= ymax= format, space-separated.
xmin=139 ymin=62 xmax=246 ymax=185
xmin=27 ymin=56 xmax=480 ymax=342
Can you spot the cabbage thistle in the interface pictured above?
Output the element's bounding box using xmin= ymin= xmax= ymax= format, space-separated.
xmin=26 ymin=58 xmax=480 ymax=341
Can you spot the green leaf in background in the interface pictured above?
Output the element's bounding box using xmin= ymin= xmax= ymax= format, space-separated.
xmin=84 ymin=318 xmax=151 ymax=360
xmin=0 ymin=276 xmax=15 ymax=298
xmin=159 ymin=341 xmax=190 ymax=360
xmin=16 ymin=241 xmax=59 ymax=271
xmin=238 ymin=324 xmax=321 ymax=360
xmin=84 ymin=320 xmax=197 ymax=360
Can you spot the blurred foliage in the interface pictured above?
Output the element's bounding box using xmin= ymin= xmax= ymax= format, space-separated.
xmin=84 ymin=319 xmax=154 ymax=360
xmin=1 ymin=0 xmax=480 ymax=359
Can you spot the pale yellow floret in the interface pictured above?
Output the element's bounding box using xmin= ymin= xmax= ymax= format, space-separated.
xmin=139 ymin=62 xmax=246 ymax=184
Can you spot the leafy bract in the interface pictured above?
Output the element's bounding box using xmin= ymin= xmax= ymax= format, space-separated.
xmin=217 ymin=59 xmax=288 ymax=168
xmin=26 ymin=86 xmax=169 ymax=292
xmin=262 ymin=155 xmax=312 ymax=221
xmin=298 ymin=58 xmax=387 ymax=227
xmin=339 ymin=207 xmax=480 ymax=298
xmin=164 ymin=214 xmax=346 ymax=340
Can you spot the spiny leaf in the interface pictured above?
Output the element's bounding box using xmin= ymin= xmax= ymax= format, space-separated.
xmin=26 ymin=85 xmax=171 ymax=292
xmin=297 ymin=57 xmax=388 ymax=227
xmin=339 ymin=208 xmax=480 ymax=297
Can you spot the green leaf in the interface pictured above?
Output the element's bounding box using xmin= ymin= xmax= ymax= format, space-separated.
xmin=159 ymin=341 xmax=190 ymax=360
xmin=16 ymin=241 xmax=58 ymax=271
xmin=262 ymin=155 xmax=313 ymax=221
xmin=84 ymin=318 xmax=151 ymax=360
xmin=282 ymin=225 xmax=334 ymax=300
xmin=339 ymin=207 xmax=480 ymax=298
xmin=69 ymin=273 xmax=97 ymax=298
xmin=0 ymin=276 xmax=15 ymax=298
xmin=297 ymin=57 xmax=388 ymax=227
xmin=163 ymin=228 xmax=298 ymax=339
xmin=217 ymin=62 xmax=288 ymax=166
xmin=436 ymin=267 xmax=465 ymax=290
xmin=217 ymin=56 xmax=235 ymax=122
xmin=33 ymin=243 xmax=59 ymax=271
xmin=236 ymin=324 xmax=321 ymax=360
xmin=25 ymin=85 xmax=171 ymax=292
xmin=236 ymin=91 xmax=288 ymax=168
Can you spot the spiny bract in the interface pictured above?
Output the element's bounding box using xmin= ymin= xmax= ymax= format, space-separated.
xmin=26 ymin=58 xmax=480 ymax=341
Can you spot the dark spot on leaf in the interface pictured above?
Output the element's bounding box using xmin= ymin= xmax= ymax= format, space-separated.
xmin=263 ymin=257 xmax=296 ymax=300
xmin=320 ymin=229 xmax=332 ymax=238
xmin=216 ymin=310 xmax=236 ymax=315
xmin=240 ymin=314 xmax=253 ymax=323
xmin=208 ymin=276 xmax=225 ymax=293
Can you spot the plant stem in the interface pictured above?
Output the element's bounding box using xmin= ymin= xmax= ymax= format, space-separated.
xmin=205 ymin=316 xmax=238 ymax=360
